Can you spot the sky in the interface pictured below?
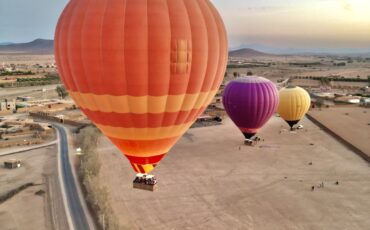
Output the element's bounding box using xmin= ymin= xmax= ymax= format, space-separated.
xmin=0 ymin=0 xmax=369 ymax=52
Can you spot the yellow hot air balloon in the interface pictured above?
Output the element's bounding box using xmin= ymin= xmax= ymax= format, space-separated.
xmin=277 ymin=86 xmax=311 ymax=129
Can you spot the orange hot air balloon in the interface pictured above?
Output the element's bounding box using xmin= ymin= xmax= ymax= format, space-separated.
xmin=55 ymin=0 xmax=228 ymax=175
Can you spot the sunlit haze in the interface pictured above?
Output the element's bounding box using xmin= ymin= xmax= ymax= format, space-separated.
xmin=214 ymin=0 xmax=370 ymax=51
xmin=1 ymin=0 xmax=369 ymax=52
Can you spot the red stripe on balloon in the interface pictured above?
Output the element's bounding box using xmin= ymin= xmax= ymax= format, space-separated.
xmin=130 ymin=162 xmax=140 ymax=173
xmin=137 ymin=164 xmax=146 ymax=174
xmin=125 ymin=154 xmax=166 ymax=165
xmin=239 ymin=127 xmax=259 ymax=134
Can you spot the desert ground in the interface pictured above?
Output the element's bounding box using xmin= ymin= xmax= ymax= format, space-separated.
xmin=0 ymin=145 xmax=68 ymax=230
xmin=97 ymin=116 xmax=370 ymax=230
xmin=0 ymin=54 xmax=54 ymax=65
xmin=308 ymin=106 xmax=370 ymax=158
xmin=1 ymin=52 xmax=369 ymax=230
xmin=0 ymin=84 xmax=59 ymax=100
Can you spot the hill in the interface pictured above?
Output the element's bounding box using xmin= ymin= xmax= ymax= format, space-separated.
xmin=229 ymin=48 xmax=276 ymax=58
xmin=0 ymin=39 xmax=54 ymax=54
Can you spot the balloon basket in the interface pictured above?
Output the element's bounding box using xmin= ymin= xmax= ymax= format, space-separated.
xmin=133 ymin=174 xmax=157 ymax=192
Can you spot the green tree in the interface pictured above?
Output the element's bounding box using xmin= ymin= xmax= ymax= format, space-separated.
xmin=56 ymin=85 xmax=69 ymax=99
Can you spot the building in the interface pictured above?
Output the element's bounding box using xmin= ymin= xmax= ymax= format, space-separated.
xmin=360 ymin=98 xmax=370 ymax=107
xmin=0 ymin=99 xmax=16 ymax=112
xmin=4 ymin=159 xmax=22 ymax=169
xmin=17 ymin=96 xmax=33 ymax=102
xmin=334 ymin=96 xmax=361 ymax=104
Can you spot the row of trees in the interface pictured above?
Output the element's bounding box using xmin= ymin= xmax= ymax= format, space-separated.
xmin=0 ymin=72 xmax=61 ymax=88
xmin=76 ymin=126 xmax=121 ymax=230
xmin=16 ymin=73 xmax=59 ymax=82
xmin=56 ymin=85 xmax=69 ymax=99
xmin=0 ymin=70 xmax=35 ymax=76
xmin=227 ymin=63 xmax=271 ymax=68
xmin=293 ymin=75 xmax=369 ymax=83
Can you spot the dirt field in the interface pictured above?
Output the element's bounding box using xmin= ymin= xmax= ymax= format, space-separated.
xmin=308 ymin=106 xmax=370 ymax=158
xmin=290 ymin=78 xmax=368 ymax=88
xmin=226 ymin=55 xmax=370 ymax=84
xmin=0 ymin=84 xmax=59 ymax=100
xmin=97 ymin=116 xmax=370 ymax=230
xmin=0 ymin=54 xmax=54 ymax=65
xmin=0 ymin=145 xmax=68 ymax=230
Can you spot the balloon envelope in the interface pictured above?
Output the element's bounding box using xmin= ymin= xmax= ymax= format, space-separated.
xmin=223 ymin=76 xmax=279 ymax=139
xmin=277 ymin=86 xmax=311 ymax=128
xmin=55 ymin=0 xmax=228 ymax=173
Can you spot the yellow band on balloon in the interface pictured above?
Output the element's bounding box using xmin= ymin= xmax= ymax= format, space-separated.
xmin=96 ymin=122 xmax=193 ymax=140
xmin=141 ymin=164 xmax=156 ymax=173
xmin=68 ymin=90 xmax=217 ymax=114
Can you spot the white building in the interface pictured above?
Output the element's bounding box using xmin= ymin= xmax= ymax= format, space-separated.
xmin=360 ymin=97 xmax=370 ymax=107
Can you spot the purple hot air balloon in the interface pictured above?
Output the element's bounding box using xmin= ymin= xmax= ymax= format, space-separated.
xmin=223 ymin=76 xmax=279 ymax=140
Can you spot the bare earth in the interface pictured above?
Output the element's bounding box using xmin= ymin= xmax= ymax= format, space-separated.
xmin=308 ymin=106 xmax=370 ymax=158
xmin=0 ymin=54 xmax=54 ymax=65
xmin=97 ymin=116 xmax=370 ymax=230
xmin=0 ymin=84 xmax=59 ymax=100
xmin=0 ymin=145 xmax=68 ymax=230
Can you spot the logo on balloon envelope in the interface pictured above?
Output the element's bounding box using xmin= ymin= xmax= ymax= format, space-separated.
xmin=171 ymin=40 xmax=191 ymax=75
xmin=54 ymin=0 xmax=228 ymax=181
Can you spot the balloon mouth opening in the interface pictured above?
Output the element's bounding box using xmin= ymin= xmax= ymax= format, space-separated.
xmin=242 ymin=132 xmax=256 ymax=140
xmin=130 ymin=162 xmax=157 ymax=174
xmin=125 ymin=154 xmax=166 ymax=174
xmin=286 ymin=120 xmax=300 ymax=128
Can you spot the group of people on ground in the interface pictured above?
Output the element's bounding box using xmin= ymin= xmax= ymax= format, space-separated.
xmin=311 ymin=181 xmax=339 ymax=191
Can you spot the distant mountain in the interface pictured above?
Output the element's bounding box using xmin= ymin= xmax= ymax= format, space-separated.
xmin=0 ymin=42 xmax=14 ymax=45
xmin=0 ymin=39 xmax=54 ymax=54
xmin=229 ymin=48 xmax=276 ymax=58
xmin=230 ymin=44 xmax=370 ymax=57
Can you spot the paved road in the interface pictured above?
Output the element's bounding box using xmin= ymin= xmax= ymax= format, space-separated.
xmin=0 ymin=140 xmax=57 ymax=157
xmin=54 ymin=124 xmax=90 ymax=230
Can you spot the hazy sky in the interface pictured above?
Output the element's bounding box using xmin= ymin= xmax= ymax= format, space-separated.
xmin=0 ymin=0 xmax=369 ymax=50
